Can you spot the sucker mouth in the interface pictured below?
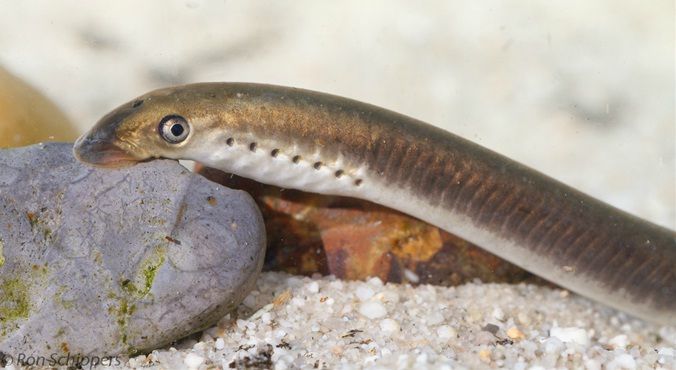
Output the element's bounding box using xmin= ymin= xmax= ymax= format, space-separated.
xmin=73 ymin=135 xmax=140 ymax=168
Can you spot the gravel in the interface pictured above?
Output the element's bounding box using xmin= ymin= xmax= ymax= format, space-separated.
xmin=109 ymin=272 xmax=674 ymax=369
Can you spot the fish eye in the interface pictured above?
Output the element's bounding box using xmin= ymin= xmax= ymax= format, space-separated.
xmin=159 ymin=115 xmax=190 ymax=144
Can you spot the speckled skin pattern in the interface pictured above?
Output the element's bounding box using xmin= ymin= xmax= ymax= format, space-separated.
xmin=74 ymin=83 xmax=675 ymax=325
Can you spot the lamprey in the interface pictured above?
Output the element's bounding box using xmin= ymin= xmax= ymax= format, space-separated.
xmin=74 ymin=83 xmax=675 ymax=325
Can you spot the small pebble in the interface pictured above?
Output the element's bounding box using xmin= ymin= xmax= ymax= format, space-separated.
xmin=381 ymin=290 xmax=400 ymax=303
xmin=608 ymin=334 xmax=628 ymax=349
xmin=492 ymin=307 xmax=505 ymax=321
xmin=543 ymin=337 xmax=563 ymax=354
xmin=478 ymin=349 xmax=491 ymax=363
xmin=359 ymin=301 xmax=387 ymax=319
xmin=184 ymin=353 xmax=204 ymax=369
xmin=513 ymin=361 xmax=527 ymax=370
xmin=657 ymin=347 xmax=674 ymax=356
xmin=466 ymin=307 xmax=483 ymax=323
xmin=426 ymin=311 xmax=444 ymax=326
xmin=341 ymin=304 xmax=353 ymax=315
xmin=550 ymin=326 xmax=590 ymax=346
xmin=356 ymin=285 xmax=375 ymax=301
xmin=584 ymin=358 xmax=602 ymax=370
xmin=436 ymin=325 xmax=456 ymax=339
xmin=307 ymin=281 xmax=319 ymax=294
xmin=517 ymin=312 xmax=531 ymax=325
xmin=475 ymin=331 xmax=497 ymax=345
xmin=215 ymin=338 xmax=225 ymax=350
xmin=507 ymin=327 xmax=525 ymax=340
xmin=367 ymin=277 xmax=384 ymax=287
xmin=403 ymin=269 xmax=420 ymax=283
xmin=482 ymin=323 xmax=500 ymax=335
xmin=273 ymin=289 xmax=292 ymax=307
xmin=380 ymin=318 xmax=400 ymax=333
xmin=607 ymin=353 xmax=636 ymax=370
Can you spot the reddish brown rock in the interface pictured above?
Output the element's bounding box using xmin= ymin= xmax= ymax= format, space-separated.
xmin=197 ymin=165 xmax=545 ymax=286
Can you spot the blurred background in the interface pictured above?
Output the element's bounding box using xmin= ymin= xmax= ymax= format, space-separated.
xmin=0 ymin=0 xmax=673 ymax=228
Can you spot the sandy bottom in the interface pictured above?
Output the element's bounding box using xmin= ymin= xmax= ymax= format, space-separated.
xmin=116 ymin=272 xmax=674 ymax=370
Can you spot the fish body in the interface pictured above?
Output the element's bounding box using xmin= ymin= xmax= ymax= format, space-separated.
xmin=74 ymin=83 xmax=676 ymax=325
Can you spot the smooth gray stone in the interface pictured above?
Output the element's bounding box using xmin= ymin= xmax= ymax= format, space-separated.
xmin=0 ymin=143 xmax=265 ymax=357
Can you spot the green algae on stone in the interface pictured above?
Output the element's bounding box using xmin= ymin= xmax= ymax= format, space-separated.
xmin=141 ymin=256 xmax=164 ymax=295
xmin=31 ymin=263 xmax=49 ymax=277
xmin=42 ymin=227 xmax=52 ymax=241
xmin=107 ymin=296 xmax=138 ymax=354
xmin=0 ymin=278 xmax=31 ymax=338
xmin=53 ymin=286 xmax=75 ymax=310
xmin=0 ymin=237 xmax=5 ymax=268
xmin=0 ymin=268 xmax=48 ymax=337
xmin=25 ymin=211 xmax=54 ymax=243
xmin=120 ymin=245 xmax=166 ymax=298
xmin=110 ymin=245 xmax=166 ymax=353
xmin=26 ymin=211 xmax=39 ymax=230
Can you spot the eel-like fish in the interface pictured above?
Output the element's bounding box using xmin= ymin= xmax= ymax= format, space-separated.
xmin=73 ymin=82 xmax=675 ymax=325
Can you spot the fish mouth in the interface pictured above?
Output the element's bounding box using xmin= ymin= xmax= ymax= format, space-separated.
xmin=73 ymin=134 xmax=141 ymax=168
